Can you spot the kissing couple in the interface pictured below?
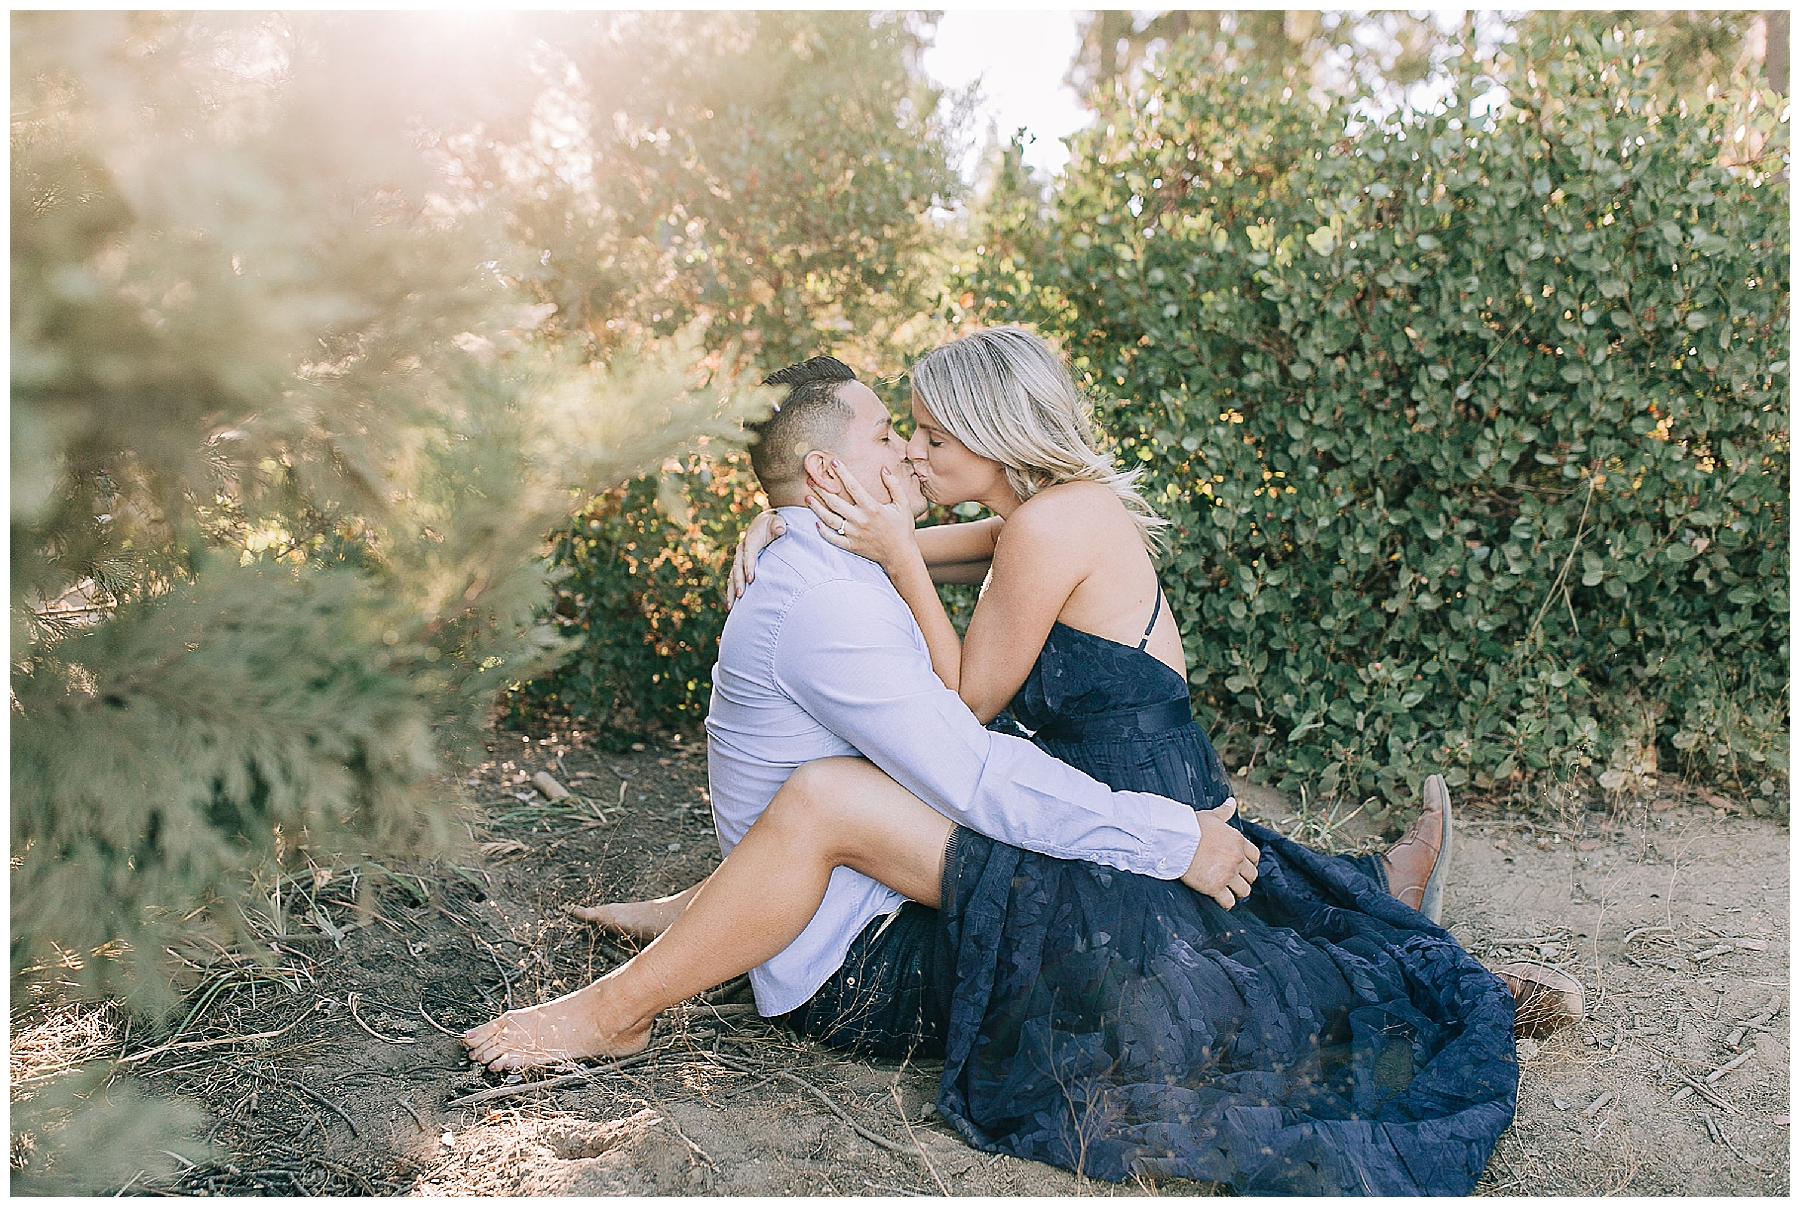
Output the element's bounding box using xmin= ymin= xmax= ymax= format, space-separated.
xmin=467 ymin=327 xmax=1562 ymax=1194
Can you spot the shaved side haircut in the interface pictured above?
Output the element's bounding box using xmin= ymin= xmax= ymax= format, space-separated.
xmin=747 ymin=355 xmax=859 ymax=492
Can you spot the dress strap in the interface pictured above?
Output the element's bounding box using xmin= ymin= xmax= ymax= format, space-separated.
xmin=1137 ymin=584 xmax=1164 ymax=651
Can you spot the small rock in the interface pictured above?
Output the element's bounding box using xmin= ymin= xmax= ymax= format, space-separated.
xmin=1650 ymin=799 xmax=1676 ymax=812
xmin=667 ymin=842 xmax=681 ymax=852
xmin=441 ymin=1130 xmax=456 ymax=1147
xmin=1517 ymin=1038 xmax=1540 ymax=1060
xmin=1776 ymin=1115 xmax=1790 ymax=1127
xmin=1552 ymin=1097 xmax=1569 ymax=1110
xmin=630 ymin=742 xmax=646 ymax=751
xmin=1578 ymin=838 xmax=1602 ymax=851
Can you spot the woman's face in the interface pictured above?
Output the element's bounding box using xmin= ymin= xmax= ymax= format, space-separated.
xmin=905 ymin=393 xmax=1011 ymax=508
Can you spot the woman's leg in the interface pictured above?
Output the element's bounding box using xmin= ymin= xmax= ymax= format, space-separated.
xmin=463 ymin=757 xmax=954 ymax=1071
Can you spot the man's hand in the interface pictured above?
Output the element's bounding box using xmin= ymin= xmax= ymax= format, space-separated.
xmin=725 ymin=509 xmax=786 ymax=610
xmin=1178 ymin=799 xmax=1261 ymax=909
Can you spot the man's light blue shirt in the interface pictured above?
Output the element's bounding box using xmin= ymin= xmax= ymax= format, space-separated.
xmin=705 ymin=507 xmax=1203 ymax=1016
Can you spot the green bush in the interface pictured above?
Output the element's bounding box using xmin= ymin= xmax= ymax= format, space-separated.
xmin=973 ymin=25 xmax=1788 ymax=815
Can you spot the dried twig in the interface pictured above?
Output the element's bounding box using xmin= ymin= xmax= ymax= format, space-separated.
xmin=445 ymin=1048 xmax=671 ymax=1107
xmin=296 ymin=1083 xmax=360 ymax=1137
xmin=1579 ymin=1090 xmax=1613 ymax=1118
xmin=1705 ymin=1050 xmax=1753 ymax=1083
xmin=119 ymin=1001 xmax=319 ymax=1065
xmin=711 ymin=1053 xmax=910 ymax=1156
xmin=1712 ymin=1120 xmax=1759 ymax=1167
xmin=1665 ymin=1066 xmax=1742 ymax=1115
xmin=346 ymin=993 xmax=416 ymax=1045
xmin=397 ymin=1098 xmax=426 ymax=1131
xmin=418 ymin=1002 xmax=464 ymax=1037
xmin=893 ymin=1086 xmax=949 ymax=1195
xmin=1622 ymin=925 xmax=1674 ymax=944
xmin=306 ymin=1155 xmax=379 ymax=1195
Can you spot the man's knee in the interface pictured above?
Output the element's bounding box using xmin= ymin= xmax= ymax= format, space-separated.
xmin=766 ymin=757 xmax=867 ymax=835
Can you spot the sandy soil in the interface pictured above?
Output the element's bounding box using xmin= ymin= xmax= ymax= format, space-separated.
xmin=11 ymin=725 xmax=1789 ymax=1196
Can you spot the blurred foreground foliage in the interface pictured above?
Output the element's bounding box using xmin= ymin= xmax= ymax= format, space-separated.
xmin=973 ymin=18 xmax=1788 ymax=817
xmin=11 ymin=10 xmax=874 ymax=1188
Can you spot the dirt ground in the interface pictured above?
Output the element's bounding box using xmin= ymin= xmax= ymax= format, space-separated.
xmin=11 ymin=723 xmax=1790 ymax=1196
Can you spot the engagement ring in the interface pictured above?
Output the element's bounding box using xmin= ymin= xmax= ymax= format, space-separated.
xmin=835 ymin=520 xmax=847 ymax=535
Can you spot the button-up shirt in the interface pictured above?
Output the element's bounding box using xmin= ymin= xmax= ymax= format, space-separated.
xmin=704 ymin=508 xmax=1202 ymax=1015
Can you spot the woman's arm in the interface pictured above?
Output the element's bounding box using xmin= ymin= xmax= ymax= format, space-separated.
xmin=814 ymin=469 xmax=1093 ymax=723
xmin=951 ymin=494 xmax=1092 ymax=722
xmin=913 ymin=515 xmax=1001 ymax=584
xmin=725 ymin=510 xmax=998 ymax=609
xmin=807 ymin=463 xmax=967 ymax=693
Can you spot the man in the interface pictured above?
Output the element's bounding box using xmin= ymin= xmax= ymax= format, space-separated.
xmin=463 ymin=357 xmax=1434 ymax=1069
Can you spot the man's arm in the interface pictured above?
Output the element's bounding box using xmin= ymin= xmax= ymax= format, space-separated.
xmin=773 ymin=578 xmax=1201 ymax=879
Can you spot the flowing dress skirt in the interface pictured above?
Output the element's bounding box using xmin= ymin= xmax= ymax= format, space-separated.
xmin=930 ymin=624 xmax=1518 ymax=1194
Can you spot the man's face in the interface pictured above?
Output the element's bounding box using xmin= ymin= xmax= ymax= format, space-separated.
xmin=811 ymin=381 xmax=927 ymax=517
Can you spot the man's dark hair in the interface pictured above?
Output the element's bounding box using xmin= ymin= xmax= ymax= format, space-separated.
xmin=747 ymin=356 xmax=859 ymax=492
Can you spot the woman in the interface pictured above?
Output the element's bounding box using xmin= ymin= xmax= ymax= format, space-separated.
xmin=470 ymin=328 xmax=1526 ymax=1194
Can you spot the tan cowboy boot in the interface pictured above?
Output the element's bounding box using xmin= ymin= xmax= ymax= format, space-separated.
xmin=1384 ymin=773 xmax=1453 ymax=924
xmin=1493 ymin=963 xmax=1586 ymax=1036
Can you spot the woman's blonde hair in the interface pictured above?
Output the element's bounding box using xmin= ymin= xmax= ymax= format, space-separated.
xmin=910 ymin=325 xmax=1170 ymax=553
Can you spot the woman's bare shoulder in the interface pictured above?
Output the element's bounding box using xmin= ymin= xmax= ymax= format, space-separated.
xmin=1004 ymin=481 xmax=1130 ymax=540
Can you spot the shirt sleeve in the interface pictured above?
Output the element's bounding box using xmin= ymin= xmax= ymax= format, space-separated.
xmin=771 ymin=577 xmax=1201 ymax=878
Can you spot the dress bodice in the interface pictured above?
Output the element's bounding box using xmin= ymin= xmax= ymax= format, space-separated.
xmin=1000 ymin=621 xmax=1232 ymax=814
xmin=1007 ymin=621 xmax=1190 ymax=734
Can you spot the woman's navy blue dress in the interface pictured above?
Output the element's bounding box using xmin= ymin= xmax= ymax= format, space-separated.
xmin=931 ymin=620 xmax=1518 ymax=1195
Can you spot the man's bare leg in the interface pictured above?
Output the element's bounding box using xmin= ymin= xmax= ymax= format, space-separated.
xmin=463 ymin=757 xmax=952 ymax=1071
xmin=567 ymin=883 xmax=702 ymax=944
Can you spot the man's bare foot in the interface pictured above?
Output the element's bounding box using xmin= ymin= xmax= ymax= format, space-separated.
xmin=566 ymin=883 xmax=701 ymax=943
xmin=462 ymin=976 xmax=654 ymax=1072
xmin=1382 ymin=774 xmax=1451 ymax=922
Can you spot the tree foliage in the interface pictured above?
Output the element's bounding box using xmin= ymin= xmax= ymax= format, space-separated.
xmin=508 ymin=12 xmax=966 ymax=733
xmin=973 ymin=21 xmax=1789 ymax=815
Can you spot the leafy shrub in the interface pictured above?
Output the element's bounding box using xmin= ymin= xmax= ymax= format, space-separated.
xmin=973 ymin=24 xmax=1788 ymax=815
xmin=510 ymin=447 xmax=759 ymax=742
